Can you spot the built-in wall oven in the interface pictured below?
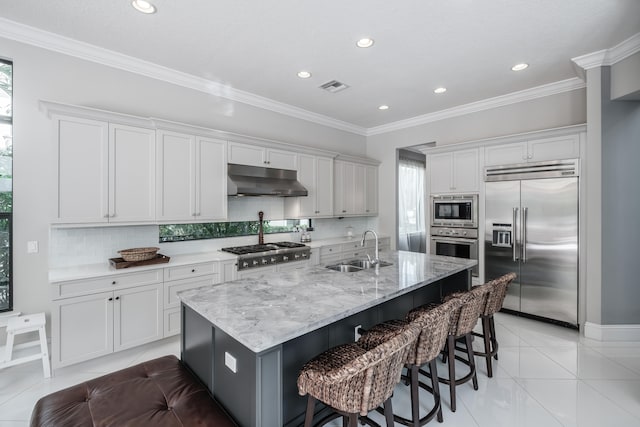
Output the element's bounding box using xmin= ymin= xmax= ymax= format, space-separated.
xmin=430 ymin=194 xmax=479 ymax=276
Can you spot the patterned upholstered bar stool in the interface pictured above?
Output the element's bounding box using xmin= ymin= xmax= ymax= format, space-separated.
xmin=297 ymin=322 xmax=420 ymax=427
xmin=420 ymin=285 xmax=491 ymax=412
xmin=357 ymin=297 xmax=463 ymax=426
xmin=472 ymin=272 xmax=517 ymax=377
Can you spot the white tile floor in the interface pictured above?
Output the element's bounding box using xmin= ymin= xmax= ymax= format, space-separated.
xmin=0 ymin=313 xmax=639 ymax=426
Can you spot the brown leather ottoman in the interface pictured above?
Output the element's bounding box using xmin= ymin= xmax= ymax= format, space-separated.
xmin=30 ymin=355 xmax=237 ymax=427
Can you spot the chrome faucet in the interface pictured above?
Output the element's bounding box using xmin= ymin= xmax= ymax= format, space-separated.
xmin=361 ymin=230 xmax=379 ymax=264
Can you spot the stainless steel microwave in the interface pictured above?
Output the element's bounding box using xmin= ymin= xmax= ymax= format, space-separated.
xmin=430 ymin=194 xmax=478 ymax=228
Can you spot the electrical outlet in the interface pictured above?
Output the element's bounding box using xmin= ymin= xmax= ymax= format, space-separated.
xmin=224 ymin=352 xmax=237 ymax=373
xmin=354 ymin=324 xmax=362 ymax=341
xmin=27 ymin=241 xmax=39 ymax=254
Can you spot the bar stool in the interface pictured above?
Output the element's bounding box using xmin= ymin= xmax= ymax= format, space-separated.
xmin=472 ymin=272 xmax=517 ymax=377
xmin=424 ymin=286 xmax=490 ymax=412
xmin=357 ymin=297 xmax=463 ymax=426
xmin=1 ymin=313 xmax=51 ymax=378
xmin=297 ymin=322 xmax=420 ymax=427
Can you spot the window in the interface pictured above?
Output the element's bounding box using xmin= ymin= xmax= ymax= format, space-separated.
xmin=397 ymin=150 xmax=426 ymax=253
xmin=159 ymin=219 xmax=310 ymax=242
xmin=0 ymin=59 xmax=12 ymax=312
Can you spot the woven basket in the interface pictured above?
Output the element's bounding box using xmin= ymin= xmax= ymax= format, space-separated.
xmin=118 ymin=247 xmax=159 ymax=262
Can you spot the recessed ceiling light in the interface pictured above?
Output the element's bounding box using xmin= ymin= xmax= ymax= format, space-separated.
xmin=132 ymin=0 xmax=156 ymax=14
xmin=511 ymin=63 xmax=529 ymax=71
xmin=378 ymin=105 xmax=390 ymax=110
xmin=297 ymin=71 xmax=312 ymax=79
xmin=434 ymin=87 xmax=447 ymax=94
xmin=356 ymin=38 xmax=375 ymax=48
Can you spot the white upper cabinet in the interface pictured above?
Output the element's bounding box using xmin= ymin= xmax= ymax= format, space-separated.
xmin=365 ymin=165 xmax=378 ymax=215
xmin=228 ymin=141 xmax=297 ymax=170
xmin=55 ymin=116 xmax=155 ymax=224
xmin=428 ymin=148 xmax=479 ymax=194
xmin=284 ymin=154 xmax=334 ymax=218
xmin=109 ymin=124 xmax=156 ymax=223
xmin=334 ymin=160 xmax=378 ymax=216
xmin=156 ymin=130 xmax=226 ymax=223
xmin=484 ymin=134 xmax=580 ymax=166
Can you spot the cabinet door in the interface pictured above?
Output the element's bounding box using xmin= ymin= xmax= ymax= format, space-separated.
xmin=164 ymin=275 xmax=218 ymax=310
xmin=452 ymin=149 xmax=479 ymax=192
xmin=114 ymin=283 xmax=163 ymax=352
xmin=295 ymin=155 xmax=317 ymax=217
xmin=196 ymin=137 xmax=227 ymax=221
xmin=51 ymin=291 xmax=113 ymax=368
xmin=528 ymin=134 xmax=580 ymax=162
xmin=484 ymin=142 xmax=528 ymax=166
xmin=228 ymin=142 xmax=264 ymax=167
xmin=56 ymin=116 xmax=109 ymax=223
xmin=315 ymin=157 xmax=334 ymax=216
xmin=109 ymin=124 xmax=156 ymax=222
xmin=334 ymin=160 xmax=349 ymax=215
xmin=428 ymin=152 xmax=453 ymax=194
xmin=364 ymin=165 xmax=378 ymax=215
xmin=156 ymin=131 xmax=196 ymax=221
xmin=267 ymin=148 xmax=297 ymax=170
xmin=353 ymin=163 xmax=366 ymax=215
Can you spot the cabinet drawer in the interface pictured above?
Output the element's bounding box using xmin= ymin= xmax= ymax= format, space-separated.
xmin=52 ymin=269 xmax=163 ymax=300
xmin=320 ymin=244 xmax=342 ymax=256
xmin=342 ymin=241 xmax=362 ymax=252
xmin=164 ymin=262 xmax=218 ymax=281
xmin=164 ymin=275 xmax=219 ymax=309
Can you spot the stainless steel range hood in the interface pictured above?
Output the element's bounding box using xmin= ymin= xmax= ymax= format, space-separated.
xmin=227 ymin=163 xmax=308 ymax=197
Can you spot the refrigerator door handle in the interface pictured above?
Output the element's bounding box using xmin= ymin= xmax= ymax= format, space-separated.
xmin=522 ymin=207 xmax=528 ymax=263
xmin=512 ymin=207 xmax=519 ymax=262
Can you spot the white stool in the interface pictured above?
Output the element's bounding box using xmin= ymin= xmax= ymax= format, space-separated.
xmin=1 ymin=313 xmax=51 ymax=378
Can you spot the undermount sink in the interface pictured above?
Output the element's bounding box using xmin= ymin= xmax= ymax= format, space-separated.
xmin=348 ymin=259 xmax=393 ymax=269
xmin=326 ymin=259 xmax=393 ymax=272
xmin=326 ymin=264 xmax=363 ymax=273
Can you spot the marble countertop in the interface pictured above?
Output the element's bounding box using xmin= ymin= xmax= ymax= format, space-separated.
xmin=48 ymin=235 xmax=389 ymax=283
xmin=49 ymin=251 xmax=238 ymax=283
xmin=178 ymin=250 xmax=476 ymax=353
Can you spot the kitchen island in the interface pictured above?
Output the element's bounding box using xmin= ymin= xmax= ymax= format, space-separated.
xmin=178 ymin=250 xmax=476 ymax=427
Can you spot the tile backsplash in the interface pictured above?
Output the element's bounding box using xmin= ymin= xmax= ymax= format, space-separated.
xmin=49 ymin=213 xmax=378 ymax=268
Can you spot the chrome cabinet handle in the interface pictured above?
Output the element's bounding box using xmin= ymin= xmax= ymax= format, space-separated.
xmin=522 ymin=207 xmax=528 ymax=263
xmin=512 ymin=207 xmax=519 ymax=262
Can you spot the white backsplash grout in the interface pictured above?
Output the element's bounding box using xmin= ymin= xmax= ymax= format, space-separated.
xmin=49 ymin=210 xmax=378 ymax=268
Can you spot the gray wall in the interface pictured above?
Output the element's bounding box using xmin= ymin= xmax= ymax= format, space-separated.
xmin=1 ymin=36 xmax=366 ymax=318
xmin=600 ymin=66 xmax=640 ymax=324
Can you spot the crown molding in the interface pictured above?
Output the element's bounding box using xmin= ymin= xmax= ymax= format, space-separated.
xmin=572 ymin=32 xmax=640 ymax=70
xmin=0 ymin=17 xmax=367 ymax=136
xmin=366 ymin=78 xmax=586 ymax=136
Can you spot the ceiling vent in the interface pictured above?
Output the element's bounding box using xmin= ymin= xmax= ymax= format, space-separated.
xmin=319 ymin=80 xmax=349 ymax=93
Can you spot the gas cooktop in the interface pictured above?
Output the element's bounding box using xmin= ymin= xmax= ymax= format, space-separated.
xmin=221 ymin=241 xmax=307 ymax=255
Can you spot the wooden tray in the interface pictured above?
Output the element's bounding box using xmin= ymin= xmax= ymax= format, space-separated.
xmin=109 ymin=254 xmax=170 ymax=269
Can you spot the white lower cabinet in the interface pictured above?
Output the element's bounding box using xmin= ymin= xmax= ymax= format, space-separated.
xmin=163 ymin=274 xmax=219 ymax=337
xmin=52 ymin=283 xmax=162 ymax=369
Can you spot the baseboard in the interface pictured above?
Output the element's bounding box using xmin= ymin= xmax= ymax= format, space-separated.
xmin=584 ymin=322 xmax=640 ymax=341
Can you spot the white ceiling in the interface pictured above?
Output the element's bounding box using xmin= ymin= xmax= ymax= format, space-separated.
xmin=1 ymin=0 xmax=639 ymax=132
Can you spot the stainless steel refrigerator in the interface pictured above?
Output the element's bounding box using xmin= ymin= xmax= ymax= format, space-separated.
xmin=484 ymin=160 xmax=579 ymax=327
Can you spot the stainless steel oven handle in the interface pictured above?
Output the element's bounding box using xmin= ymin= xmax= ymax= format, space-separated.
xmin=522 ymin=207 xmax=528 ymax=263
xmin=512 ymin=207 xmax=518 ymax=262
xmin=431 ymin=237 xmax=476 ymax=245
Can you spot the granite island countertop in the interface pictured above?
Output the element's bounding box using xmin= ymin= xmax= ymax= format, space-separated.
xmin=178 ymin=250 xmax=476 ymax=353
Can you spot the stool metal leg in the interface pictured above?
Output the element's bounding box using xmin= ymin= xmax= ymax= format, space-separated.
xmin=446 ymin=335 xmax=456 ymax=412
xmin=304 ymin=395 xmax=316 ymax=427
